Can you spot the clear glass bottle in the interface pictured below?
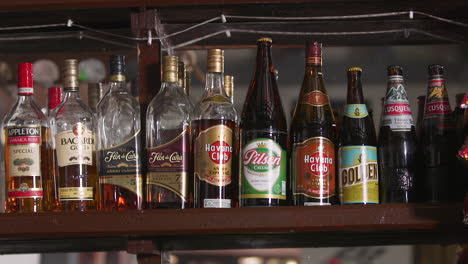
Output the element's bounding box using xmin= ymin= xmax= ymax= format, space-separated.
xmin=3 ymin=63 xmax=47 ymax=213
xmin=97 ymin=55 xmax=143 ymax=210
xmin=224 ymin=75 xmax=234 ymax=103
xmin=146 ymin=56 xmax=192 ymax=209
xmin=50 ymin=59 xmax=98 ymax=211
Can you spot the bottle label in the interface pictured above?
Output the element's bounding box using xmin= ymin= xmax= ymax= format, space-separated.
xmin=241 ymin=138 xmax=287 ymax=200
xmin=338 ymin=145 xmax=379 ymax=204
xmin=382 ymin=76 xmax=414 ymax=131
xmin=58 ymin=187 xmax=94 ymax=201
xmin=424 ymin=78 xmax=451 ymax=117
xmin=8 ymin=185 xmax=43 ymax=199
xmin=98 ymin=131 xmax=143 ymax=198
xmin=344 ymin=104 xmax=369 ymax=118
xmin=18 ymin=87 xmax=33 ymax=96
xmin=194 ymin=125 xmax=233 ymax=187
xmin=6 ymin=126 xmax=42 ymax=177
xmin=204 ymin=199 xmax=231 ymax=208
xmin=293 ymin=137 xmax=335 ymax=199
xmin=300 ymin=91 xmax=330 ymax=107
xmin=147 ymin=129 xmax=190 ymax=200
xmin=56 ymin=123 xmax=94 ymax=167
xmin=306 ymin=56 xmax=322 ymax=66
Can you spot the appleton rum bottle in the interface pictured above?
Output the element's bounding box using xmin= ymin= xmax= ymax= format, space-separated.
xmin=338 ymin=67 xmax=379 ymax=204
xmin=97 ymin=55 xmax=143 ymax=210
xmin=3 ymin=63 xmax=47 ymax=213
xmin=146 ymin=56 xmax=193 ymax=209
xmin=378 ymin=66 xmax=418 ymax=203
xmin=291 ymin=42 xmax=338 ymax=206
xmin=240 ymin=38 xmax=288 ymax=207
xmin=193 ymin=49 xmax=238 ymax=208
xmin=50 ymin=59 xmax=98 ymax=211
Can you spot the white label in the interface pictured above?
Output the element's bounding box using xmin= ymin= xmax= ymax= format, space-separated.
xmin=6 ymin=126 xmax=41 ymax=177
xmin=382 ymin=77 xmax=414 ymax=131
xmin=56 ymin=123 xmax=94 ymax=167
xmin=204 ymin=199 xmax=231 ymax=208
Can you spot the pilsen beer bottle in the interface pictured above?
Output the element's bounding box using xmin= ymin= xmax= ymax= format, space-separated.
xmin=193 ymin=49 xmax=238 ymax=208
xmin=97 ymin=55 xmax=143 ymax=210
xmin=146 ymin=56 xmax=192 ymax=209
xmin=291 ymin=42 xmax=338 ymax=206
xmin=3 ymin=63 xmax=47 ymax=213
xmin=51 ymin=59 xmax=98 ymax=211
xmin=240 ymin=38 xmax=288 ymax=207
xmin=421 ymin=64 xmax=456 ymax=202
xmin=378 ymin=66 xmax=418 ymax=203
xmin=338 ymin=67 xmax=379 ymax=204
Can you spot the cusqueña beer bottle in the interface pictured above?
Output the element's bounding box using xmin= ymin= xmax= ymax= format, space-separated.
xmin=378 ymin=66 xmax=418 ymax=203
xmin=192 ymin=49 xmax=238 ymax=208
xmin=240 ymin=37 xmax=288 ymax=207
xmin=291 ymin=42 xmax=338 ymax=206
xmin=338 ymin=67 xmax=379 ymax=204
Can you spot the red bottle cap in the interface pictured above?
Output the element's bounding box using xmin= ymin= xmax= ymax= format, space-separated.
xmin=306 ymin=42 xmax=322 ymax=65
xmin=17 ymin=62 xmax=34 ymax=95
xmin=48 ymin=86 xmax=62 ymax=110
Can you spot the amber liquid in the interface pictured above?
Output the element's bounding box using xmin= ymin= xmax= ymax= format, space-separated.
xmin=101 ymin=177 xmax=143 ymax=211
xmin=4 ymin=126 xmax=47 ymax=213
xmin=192 ymin=119 xmax=238 ymax=208
xmin=42 ymin=127 xmax=60 ymax=211
xmin=56 ymin=152 xmax=99 ymax=211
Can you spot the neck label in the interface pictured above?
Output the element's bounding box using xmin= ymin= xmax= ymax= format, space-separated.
xmin=18 ymin=87 xmax=33 ymax=95
xmin=424 ymin=79 xmax=451 ymax=117
xmin=300 ymin=91 xmax=329 ymax=107
xmin=344 ymin=104 xmax=368 ymax=118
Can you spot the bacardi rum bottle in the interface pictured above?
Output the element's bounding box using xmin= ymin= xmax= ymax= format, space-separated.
xmin=50 ymin=59 xmax=98 ymax=211
xmin=3 ymin=63 xmax=47 ymax=213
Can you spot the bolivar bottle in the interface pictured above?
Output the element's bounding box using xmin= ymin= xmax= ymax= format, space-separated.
xmin=338 ymin=67 xmax=379 ymax=204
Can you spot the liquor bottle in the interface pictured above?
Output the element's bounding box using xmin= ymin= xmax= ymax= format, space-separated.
xmin=240 ymin=38 xmax=288 ymax=207
xmin=416 ymin=95 xmax=426 ymax=140
xmin=3 ymin=63 xmax=47 ymax=213
xmin=291 ymin=42 xmax=338 ymax=206
xmin=224 ymin=75 xmax=234 ymax=103
xmin=88 ymin=82 xmax=103 ymax=113
xmin=378 ymin=66 xmax=418 ymax=203
xmin=420 ymin=64 xmax=456 ymax=202
xmin=338 ymin=67 xmax=379 ymax=204
xmin=192 ymin=49 xmax=238 ymax=208
xmin=146 ymin=56 xmax=192 ymax=209
xmin=43 ymin=86 xmax=62 ymax=211
xmin=178 ymin=60 xmax=195 ymax=109
xmin=51 ymin=59 xmax=98 ymax=211
xmin=97 ymin=55 xmax=143 ymax=210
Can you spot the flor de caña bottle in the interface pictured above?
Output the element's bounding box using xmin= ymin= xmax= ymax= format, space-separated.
xmin=97 ymin=55 xmax=143 ymax=210
xmin=338 ymin=67 xmax=379 ymax=204
xmin=291 ymin=42 xmax=338 ymax=206
xmin=51 ymin=59 xmax=98 ymax=211
xmin=146 ymin=56 xmax=193 ymax=209
xmin=240 ymin=37 xmax=288 ymax=207
xmin=3 ymin=63 xmax=47 ymax=213
xmin=193 ymin=49 xmax=238 ymax=208
xmin=378 ymin=66 xmax=418 ymax=203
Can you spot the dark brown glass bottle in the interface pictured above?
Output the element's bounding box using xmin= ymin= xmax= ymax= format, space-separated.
xmin=416 ymin=95 xmax=426 ymax=140
xmin=291 ymin=42 xmax=337 ymax=206
xmin=455 ymin=93 xmax=467 ymax=146
xmin=420 ymin=64 xmax=456 ymax=202
xmin=240 ymin=38 xmax=288 ymax=207
xmin=338 ymin=67 xmax=379 ymax=204
xmin=378 ymin=66 xmax=418 ymax=203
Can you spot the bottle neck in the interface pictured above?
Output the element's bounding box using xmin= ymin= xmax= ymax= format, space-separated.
xmin=63 ymin=88 xmax=81 ymax=100
xmin=160 ymin=80 xmax=182 ymax=94
xmin=204 ymin=72 xmax=225 ymax=97
xmin=255 ymin=43 xmax=274 ymax=78
xmin=347 ymin=72 xmax=364 ymax=104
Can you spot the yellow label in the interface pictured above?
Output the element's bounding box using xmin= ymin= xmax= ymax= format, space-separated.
xmin=147 ymin=172 xmax=187 ymax=200
xmin=56 ymin=125 xmax=94 ymax=167
xmin=59 ymin=187 xmax=94 ymax=201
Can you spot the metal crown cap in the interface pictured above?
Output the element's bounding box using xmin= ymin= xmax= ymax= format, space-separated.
xmin=163 ymin=56 xmax=178 ymax=83
xmin=207 ymin=49 xmax=224 ymax=73
xmin=428 ymin=64 xmax=444 ymax=76
xmin=347 ymin=66 xmax=362 ymax=72
xmin=257 ymin=37 xmax=272 ymax=43
xmin=63 ymin=59 xmax=79 ymax=91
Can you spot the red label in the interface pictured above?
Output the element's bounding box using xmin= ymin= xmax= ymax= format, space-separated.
xmin=384 ymin=103 xmax=412 ymax=115
xmin=8 ymin=189 xmax=43 ymax=198
xmin=8 ymin=136 xmax=40 ymax=145
xmin=244 ymin=149 xmax=281 ymax=166
xmin=300 ymin=91 xmax=329 ymax=106
xmin=425 ymin=101 xmax=451 ymax=116
xmin=206 ymin=141 xmax=232 ymax=164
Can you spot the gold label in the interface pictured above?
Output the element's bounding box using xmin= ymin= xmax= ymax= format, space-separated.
xmin=100 ymin=175 xmax=143 ymax=198
xmin=56 ymin=123 xmax=94 ymax=167
xmin=306 ymin=56 xmax=322 ymax=65
xmin=59 ymin=187 xmax=93 ymax=201
xmin=110 ymin=74 xmax=126 ymax=82
xmin=194 ymin=125 xmax=233 ymax=186
xmin=147 ymin=172 xmax=188 ymax=199
xmin=6 ymin=126 xmax=42 ymax=177
xmin=300 ymin=91 xmax=330 ymax=107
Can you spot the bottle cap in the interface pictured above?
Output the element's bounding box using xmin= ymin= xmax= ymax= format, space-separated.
xmin=63 ymin=59 xmax=79 ymax=91
xmin=48 ymin=86 xmax=62 ymax=110
xmin=224 ymin=75 xmax=234 ymax=99
xmin=109 ymin=55 xmax=126 ymax=82
xmin=177 ymin=60 xmax=186 ymax=89
xmin=163 ymin=56 xmax=178 ymax=83
xmin=428 ymin=64 xmax=444 ymax=76
xmin=347 ymin=66 xmax=362 ymax=72
xmin=306 ymin=42 xmax=322 ymax=65
xmin=18 ymin=62 xmax=34 ymax=95
xmin=207 ymin=49 xmax=224 ymax=73
xmin=257 ymin=37 xmax=272 ymax=43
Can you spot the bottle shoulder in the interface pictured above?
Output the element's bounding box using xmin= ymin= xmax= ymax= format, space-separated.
xmin=193 ymin=100 xmax=238 ymax=122
xmin=3 ymin=98 xmax=46 ymax=127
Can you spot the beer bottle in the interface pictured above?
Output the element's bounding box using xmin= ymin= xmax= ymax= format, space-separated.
xmin=378 ymin=66 xmax=418 ymax=203
xmin=455 ymin=93 xmax=467 ymax=146
xmin=192 ymin=49 xmax=238 ymax=208
xmin=240 ymin=38 xmax=288 ymax=207
xmin=291 ymin=42 xmax=338 ymax=206
xmin=416 ymin=95 xmax=426 ymax=140
xmin=421 ymin=64 xmax=456 ymax=202
xmin=338 ymin=67 xmax=379 ymax=204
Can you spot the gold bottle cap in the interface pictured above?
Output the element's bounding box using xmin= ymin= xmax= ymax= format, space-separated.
xmin=207 ymin=49 xmax=224 ymax=73
xmin=224 ymin=75 xmax=234 ymax=99
xmin=177 ymin=60 xmax=186 ymax=89
xmin=63 ymin=59 xmax=79 ymax=91
xmin=163 ymin=56 xmax=178 ymax=83
xmin=257 ymin=37 xmax=272 ymax=43
xmin=347 ymin=66 xmax=363 ymax=72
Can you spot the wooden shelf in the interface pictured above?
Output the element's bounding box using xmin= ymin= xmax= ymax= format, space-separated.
xmin=0 ymin=204 xmax=465 ymax=254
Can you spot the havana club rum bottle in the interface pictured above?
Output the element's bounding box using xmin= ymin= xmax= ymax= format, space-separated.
xmin=192 ymin=49 xmax=238 ymax=208
xmin=50 ymin=59 xmax=98 ymax=211
xmin=97 ymin=55 xmax=143 ymax=210
xmin=3 ymin=63 xmax=47 ymax=213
